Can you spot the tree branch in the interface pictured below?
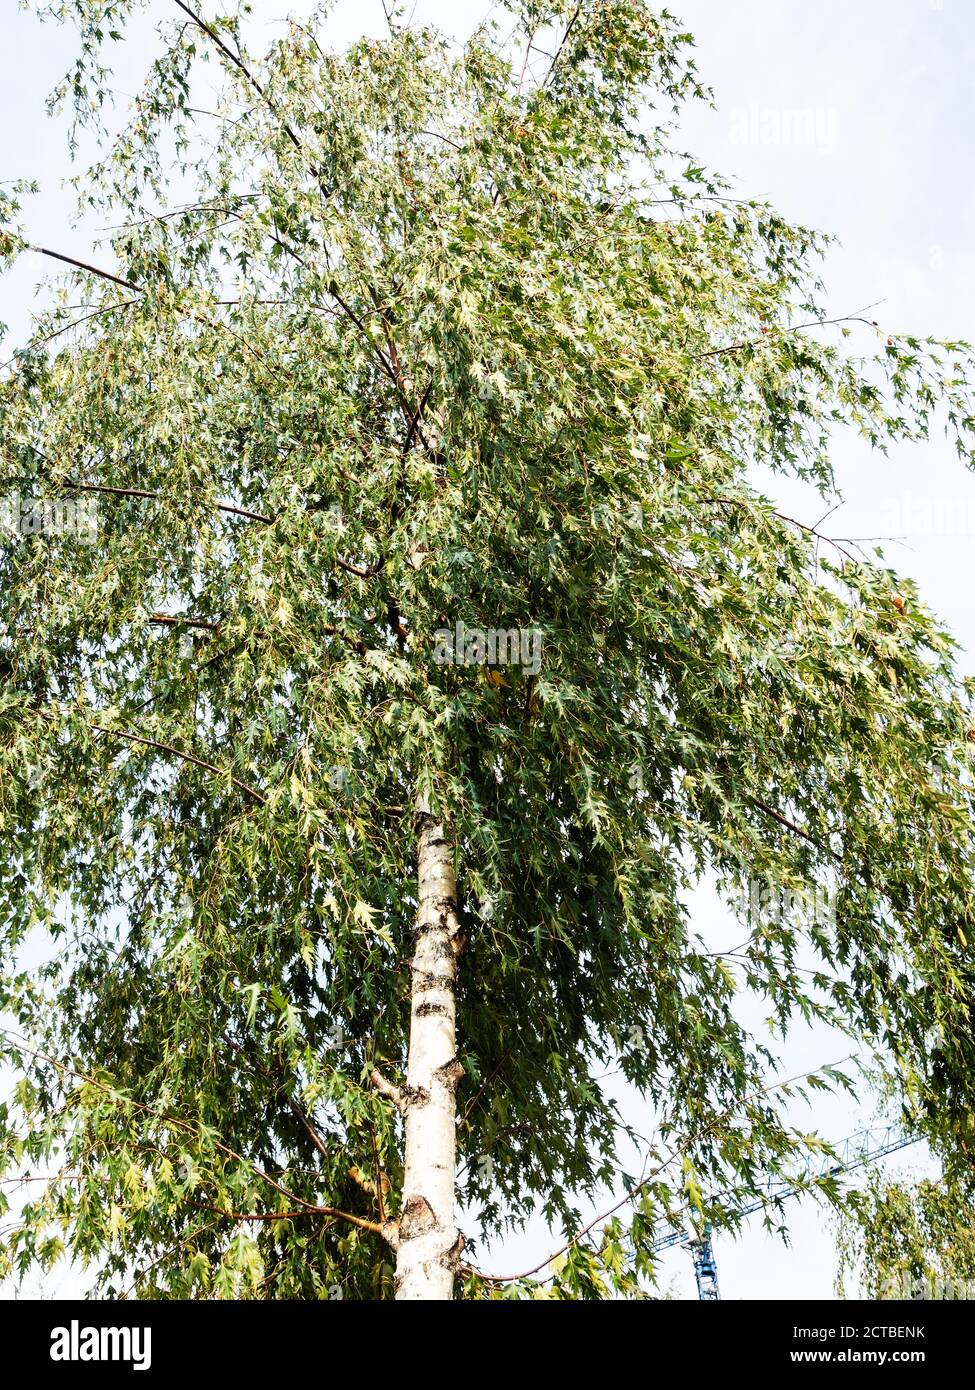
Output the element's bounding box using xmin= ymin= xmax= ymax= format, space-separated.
xmin=695 ymin=305 xmax=884 ymax=361
xmin=288 ymin=1098 xmax=330 ymax=1161
xmin=172 ymin=1 xmax=306 ymax=158
xmin=30 ymin=244 xmax=137 ymax=292
xmin=474 ymin=1056 xmax=853 ymax=1285
xmin=85 ymin=718 xmax=267 ymax=805
xmin=747 ymin=795 xmax=834 ymax=856
xmin=14 ymin=450 xmax=380 ymax=575
xmin=543 ymin=4 xmax=582 ymax=89
xmin=149 ymin=613 xmax=221 ymax=631
xmin=200 ymin=1202 xmax=385 ymax=1235
xmin=370 ymin=1069 xmax=405 ymax=1113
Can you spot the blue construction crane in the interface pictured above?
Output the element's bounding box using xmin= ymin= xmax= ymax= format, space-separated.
xmin=684 ymin=1225 xmax=720 ymax=1300
xmin=649 ymin=1124 xmax=918 ymax=1299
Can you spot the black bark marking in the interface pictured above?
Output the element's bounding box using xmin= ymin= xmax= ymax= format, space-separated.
xmin=415 ymin=1000 xmax=450 ymax=1018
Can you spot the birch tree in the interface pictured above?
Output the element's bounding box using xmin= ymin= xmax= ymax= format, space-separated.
xmin=2 ymin=0 xmax=975 ymax=1300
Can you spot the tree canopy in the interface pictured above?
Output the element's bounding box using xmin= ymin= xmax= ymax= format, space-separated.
xmin=837 ymin=1167 xmax=975 ymax=1301
xmin=1 ymin=0 xmax=974 ymax=1299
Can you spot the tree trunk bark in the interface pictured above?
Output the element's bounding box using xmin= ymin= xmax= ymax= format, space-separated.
xmin=393 ymin=792 xmax=463 ymax=1300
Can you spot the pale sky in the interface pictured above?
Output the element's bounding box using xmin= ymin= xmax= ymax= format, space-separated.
xmin=2 ymin=0 xmax=972 ymax=1300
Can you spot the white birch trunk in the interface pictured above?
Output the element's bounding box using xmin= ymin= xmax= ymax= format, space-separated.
xmin=393 ymin=792 xmax=463 ymax=1299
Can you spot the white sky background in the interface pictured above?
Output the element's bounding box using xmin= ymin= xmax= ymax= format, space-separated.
xmin=1 ymin=0 xmax=972 ymax=1299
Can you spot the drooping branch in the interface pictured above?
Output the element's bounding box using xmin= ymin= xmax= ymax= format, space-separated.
xmin=9 ymin=445 xmax=382 ymax=574
xmin=288 ymin=1098 xmax=330 ymax=1161
xmin=25 ymin=244 xmax=268 ymax=365
xmin=65 ymin=478 xmax=272 ymax=523
xmin=88 ymin=720 xmax=268 ymax=805
xmin=172 ymin=1 xmax=308 ymax=164
xmin=0 ymin=299 xmax=139 ymax=367
xmin=35 ymin=709 xmax=268 ymax=806
xmin=474 ymin=1057 xmax=855 ymax=1286
xmin=695 ymin=304 xmax=885 ymax=361
xmin=0 ymin=1031 xmax=350 ymax=1222
xmin=747 ymin=795 xmax=835 ymax=856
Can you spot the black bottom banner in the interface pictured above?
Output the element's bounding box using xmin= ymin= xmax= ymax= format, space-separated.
xmin=0 ymin=1295 xmax=965 ymax=1375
